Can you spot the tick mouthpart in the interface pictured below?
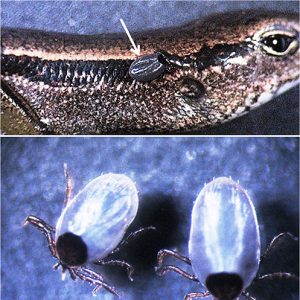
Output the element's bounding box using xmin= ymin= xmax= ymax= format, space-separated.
xmin=56 ymin=232 xmax=88 ymax=267
xmin=206 ymin=273 xmax=243 ymax=300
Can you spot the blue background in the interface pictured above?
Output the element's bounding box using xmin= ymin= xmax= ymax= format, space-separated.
xmin=1 ymin=0 xmax=299 ymax=135
xmin=1 ymin=137 xmax=299 ymax=300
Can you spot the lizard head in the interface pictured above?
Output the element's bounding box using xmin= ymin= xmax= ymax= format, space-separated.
xmin=159 ymin=10 xmax=299 ymax=127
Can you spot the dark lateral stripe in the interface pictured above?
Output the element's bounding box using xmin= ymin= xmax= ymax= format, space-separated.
xmin=195 ymin=42 xmax=250 ymax=69
xmin=1 ymin=54 xmax=134 ymax=86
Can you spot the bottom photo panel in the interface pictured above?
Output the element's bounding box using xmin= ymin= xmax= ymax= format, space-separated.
xmin=1 ymin=137 xmax=299 ymax=300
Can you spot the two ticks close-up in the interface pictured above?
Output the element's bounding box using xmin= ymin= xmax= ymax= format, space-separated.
xmin=24 ymin=171 xmax=299 ymax=299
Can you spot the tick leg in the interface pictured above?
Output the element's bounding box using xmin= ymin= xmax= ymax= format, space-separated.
xmin=184 ymin=291 xmax=210 ymax=299
xmin=67 ymin=267 xmax=77 ymax=280
xmin=254 ymin=272 xmax=299 ymax=282
xmin=63 ymin=163 xmax=72 ymax=207
xmin=156 ymin=249 xmax=191 ymax=269
xmin=260 ymin=232 xmax=298 ymax=263
xmin=110 ymin=226 xmax=155 ymax=255
xmin=72 ymin=266 xmax=120 ymax=298
xmin=54 ymin=263 xmax=76 ymax=280
xmin=23 ymin=215 xmax=56 ymax=257
xmin=94 ymin=259 xmax=134 ymax=281
xmin=53 ymin=262 xmax=61 ymax=270
xmin=155 ymin=249 xmax=197 ymax=281
xmin=242 ymin=291 xmax=256 ymax=300
xmin=156 ymin=265 xmax=199 ymax=282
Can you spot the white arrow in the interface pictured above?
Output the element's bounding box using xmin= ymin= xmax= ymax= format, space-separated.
xmin=120 ymin=18 xmax=141 ymax=56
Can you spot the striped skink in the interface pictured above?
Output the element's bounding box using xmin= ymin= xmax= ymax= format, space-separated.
xmin=1 ymin=10 xmax=299 ymax=134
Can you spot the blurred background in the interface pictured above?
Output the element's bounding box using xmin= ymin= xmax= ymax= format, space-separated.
xmin=1 ymin=0 xmax=299 ymax=134
xmin=1 ymin=137 xmax=299 ymax=300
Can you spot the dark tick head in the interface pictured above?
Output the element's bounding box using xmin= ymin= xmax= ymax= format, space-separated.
xmin=56 ymin=232 xmax=88 ymax=267
xmin=206 ymin=273 xmax=243 ymax=300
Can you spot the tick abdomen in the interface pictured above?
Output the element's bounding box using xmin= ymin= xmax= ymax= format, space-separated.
xmin=55 ymin=174 xmax=139 ymax=262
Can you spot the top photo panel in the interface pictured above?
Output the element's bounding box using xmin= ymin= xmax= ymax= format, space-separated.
xmin=1 ymin=1 xmax=299 ymax=135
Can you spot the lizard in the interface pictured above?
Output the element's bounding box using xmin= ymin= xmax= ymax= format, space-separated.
xmin=1 ymin=10 xmax=299 ymax=134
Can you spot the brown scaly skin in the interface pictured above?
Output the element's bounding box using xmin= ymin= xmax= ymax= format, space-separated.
xmin=1 ymin=10 xmax=299 ymax=134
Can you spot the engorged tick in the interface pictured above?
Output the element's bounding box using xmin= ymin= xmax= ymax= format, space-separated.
xmin=155 ymin=177 xmax=299 ymax=300
xmin=129 ymin=53 xmax=166 ymax=82
xmin=24 ymin=165 xmax=154 ymax=297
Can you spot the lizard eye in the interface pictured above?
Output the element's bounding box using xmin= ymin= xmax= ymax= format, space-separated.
xmin=258 ymin=26 xmax=299 ymax=57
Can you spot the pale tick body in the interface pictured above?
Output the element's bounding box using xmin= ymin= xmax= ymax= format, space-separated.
xmin=156 ymin=177 xmax=299 ymax=300
xmin=24 ymin=167 xmax=154 ymax=297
